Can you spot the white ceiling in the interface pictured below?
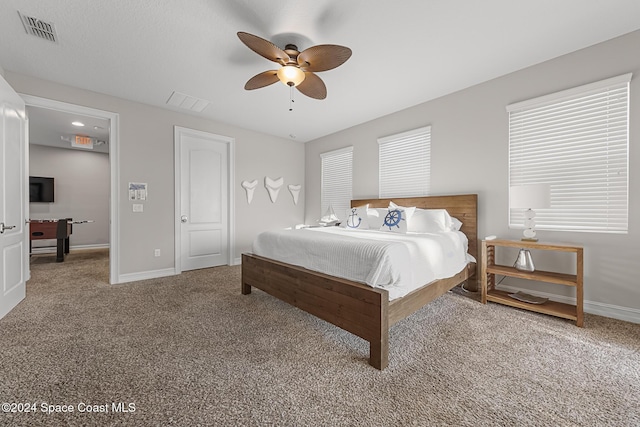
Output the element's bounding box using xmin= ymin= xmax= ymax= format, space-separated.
xmin=2 ymin=0 xmax=640 ymax=143
xmin=27 ymin=106 xmax=110 ymax=153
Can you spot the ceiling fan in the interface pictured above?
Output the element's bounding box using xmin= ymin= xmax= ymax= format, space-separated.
xmin=237 ymin=31 xmax=352 ymax=100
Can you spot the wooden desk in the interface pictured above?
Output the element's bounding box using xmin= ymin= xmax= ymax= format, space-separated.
xmin=30 ymin=219 xmax=72 ymax=262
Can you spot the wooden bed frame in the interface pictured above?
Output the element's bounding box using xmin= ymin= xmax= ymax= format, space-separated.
xmin=241 ymin=194 xmax=478 ymax=369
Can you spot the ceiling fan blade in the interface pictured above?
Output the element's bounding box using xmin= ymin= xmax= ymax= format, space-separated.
xmin=237 ymin=32 xmax=290 ymax=65
xmin=244 ymin=70 xmax=279 ymax=90
xmin=297 ymin=45 xmax=352 ymax=72
xmin=296 ymin=72 xmax=327 ymax=100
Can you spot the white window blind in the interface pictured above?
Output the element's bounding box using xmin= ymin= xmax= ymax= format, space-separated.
xmin=378 ymin=126 xmax=431 ymax=198
xmin=507 ymin=73 xmax=631 ymax=233
xmin=321 ymin=146 xmax=353 ymax=220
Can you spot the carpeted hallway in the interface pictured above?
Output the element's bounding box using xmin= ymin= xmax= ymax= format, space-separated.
xmin=0 ymin=248 xmax=638 ymax=426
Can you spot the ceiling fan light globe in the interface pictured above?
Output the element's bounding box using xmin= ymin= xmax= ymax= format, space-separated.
xmin=277 ymin=66 xmax=305 ymax=87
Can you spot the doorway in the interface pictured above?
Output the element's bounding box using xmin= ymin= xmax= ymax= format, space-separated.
xmin=21 ymin=95 xmax=119 ymax=284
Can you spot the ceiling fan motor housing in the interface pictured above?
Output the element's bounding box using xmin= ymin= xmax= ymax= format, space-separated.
xmin=284 ymin=44 xmax=299 ymax=55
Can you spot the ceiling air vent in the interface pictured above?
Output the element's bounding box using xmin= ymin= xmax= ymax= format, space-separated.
xmin=18 ymin=11 xmax=58 ymax=43
xmin=166 ymin=91 xmax=210 ymax=113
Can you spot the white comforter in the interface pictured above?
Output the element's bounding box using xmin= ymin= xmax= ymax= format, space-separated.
xmin=252 ymin=227 xmax=474 ymax=300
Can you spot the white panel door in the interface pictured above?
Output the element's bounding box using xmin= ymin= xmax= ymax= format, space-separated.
xmin=179 ymin=129 xmax=229 ymax=271
xmin=0 ymin=74 xmax=27 ymax=320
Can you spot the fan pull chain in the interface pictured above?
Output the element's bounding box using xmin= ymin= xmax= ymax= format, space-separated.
xmin=289 ymin=85 xmax=295 ymax=111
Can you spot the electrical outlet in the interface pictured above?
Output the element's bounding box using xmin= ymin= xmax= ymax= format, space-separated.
xmin=154 ymin=249 xmax=161 ymax=257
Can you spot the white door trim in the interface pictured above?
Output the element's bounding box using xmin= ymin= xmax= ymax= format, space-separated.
xmin=20 ymin=94 xmax=120 ymax=284
xmin=174 ymin=126 xmax=235 ymax=272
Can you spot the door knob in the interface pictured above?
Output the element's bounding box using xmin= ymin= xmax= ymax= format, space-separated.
xmin=181 ymin=215 xmax=188 ymax=223
xmin=0 ymin=223 xmax=16 ymax=234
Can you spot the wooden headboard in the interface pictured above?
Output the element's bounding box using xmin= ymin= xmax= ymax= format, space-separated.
xmin=351 ymin=194 xmax=478 ymax=262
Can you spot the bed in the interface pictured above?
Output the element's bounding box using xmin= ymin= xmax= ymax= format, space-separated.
xmin=241 ymin=194 xmax=478 ymax=369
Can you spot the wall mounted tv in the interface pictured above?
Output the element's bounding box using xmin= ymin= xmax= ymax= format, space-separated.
xmin=29 ymin=176 xmax=55 ymax=203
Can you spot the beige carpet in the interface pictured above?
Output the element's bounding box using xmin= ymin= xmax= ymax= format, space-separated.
xmin=0 ymin=249 xmax=638 ymax=426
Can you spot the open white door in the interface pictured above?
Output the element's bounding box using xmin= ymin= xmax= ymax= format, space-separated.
xmin=0 ymin=74 xmax=28 ymax=320
xmin=175 ymin=127 xmax=234 ymax=271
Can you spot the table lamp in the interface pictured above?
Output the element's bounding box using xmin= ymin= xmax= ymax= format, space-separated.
xmin=510 ymin=184 xmax=550 ymax=271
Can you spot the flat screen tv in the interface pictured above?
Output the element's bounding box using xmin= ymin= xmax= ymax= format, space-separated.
xmin=29 ymin=176 xmax=55 ymax=203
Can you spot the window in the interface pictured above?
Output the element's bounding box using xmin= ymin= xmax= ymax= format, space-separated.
xmin=507 ymin=73 xmax=631 ymax=233
xmin=378 ymin=126 xmax=431 ymax=198
xmin=320 ymin=146 xmax=353 ymax=220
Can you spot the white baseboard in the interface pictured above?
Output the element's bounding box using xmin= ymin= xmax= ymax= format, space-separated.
xmin=234 ymin=257 xmax=242 ymax=266
xmin=30 ymin=244 xmax=109 ymax=254
xmin=117 ymin=268 xmax=177 ymax=284
xmin=496 ymin=284 xmax=640 ymax=325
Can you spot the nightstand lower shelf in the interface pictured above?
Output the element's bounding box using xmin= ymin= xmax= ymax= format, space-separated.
xmin=486 ymin=289 xmax=578 ymax=322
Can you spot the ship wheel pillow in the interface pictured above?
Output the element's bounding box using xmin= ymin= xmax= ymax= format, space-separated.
xmin=380 ymin=205 xmax=415 ymax=233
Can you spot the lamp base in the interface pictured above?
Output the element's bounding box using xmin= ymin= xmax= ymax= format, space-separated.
xmin=515 ymin=249 xmax=535 ymax=272
xmin=521 ymin=237 xmax=538 ymax=242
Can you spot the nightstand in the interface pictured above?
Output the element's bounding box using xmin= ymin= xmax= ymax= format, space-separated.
xmin=480 ymin=239 xmax=583 ymax=326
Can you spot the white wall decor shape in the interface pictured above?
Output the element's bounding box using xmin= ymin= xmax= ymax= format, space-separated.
xmin=241 ymin=179 xmax=258 ymax=204
xmin=288 ymin=184 xmax=301 ymax=205
xmin=265 ymin=176 xmax=284 ymax=203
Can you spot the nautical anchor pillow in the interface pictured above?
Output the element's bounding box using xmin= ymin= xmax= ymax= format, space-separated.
xmin=343 ymin=206 xmax=369 ymax=229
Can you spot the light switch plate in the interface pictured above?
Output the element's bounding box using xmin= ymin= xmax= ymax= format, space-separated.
xmin=133 ymin=204 xmax=143 ymax=212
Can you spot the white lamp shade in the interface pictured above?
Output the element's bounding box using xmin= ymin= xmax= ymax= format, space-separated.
xmin=510 ymin=184 xmax=551 ymax=209
xmin=277 ymin=66 xmax=306 ymax=87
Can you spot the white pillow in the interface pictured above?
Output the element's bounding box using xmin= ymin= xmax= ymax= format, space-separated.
xmin=366 ymin=208 xmax=389 ymax=229
xmin=408 ymin=208 xmax=451 ymax=232
xmin=343 ymin=206 xmax=369 ymax=229
xmin=380 ymin=207 xmax=413 ymax=233
xmin=450 ymin=216 xmax=463 ymax=231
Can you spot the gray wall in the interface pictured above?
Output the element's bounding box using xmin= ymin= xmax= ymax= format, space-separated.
xmin=8 ymin=72 xmax=304 ymax=276
xmin=29 ymin=144 xmax=110 ymax=248
xmin=305 ymin=30 xmax=640 ymax=322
